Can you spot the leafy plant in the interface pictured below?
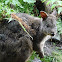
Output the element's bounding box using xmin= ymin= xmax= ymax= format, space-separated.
xmin=18 ymin=0 xmax=35 ymax=15
xmin=57 ymin=18 xmax=62 ymax=34
xmin=28 ymin=51 xmax=40 ymax=62
xmin=52 ymin=50 xmax=62 ymax=62
xmin=23 ymin=0 xmax=35 ymax=3
xmin=0 ymin=0 xmax=16 ymax=20
xmin=0 ymin=0 xmax=35 ymax=21
xmin=28 ymin=51 xmax=58 ymax=62
xmin=28 ymin=46 xmax=62 ymax=62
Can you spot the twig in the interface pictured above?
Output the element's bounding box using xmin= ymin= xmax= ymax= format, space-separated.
xmin=11 ymin=13 xmax=31 ymax=30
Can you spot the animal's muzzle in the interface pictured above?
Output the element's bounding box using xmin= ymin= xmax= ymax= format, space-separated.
xmin=51 ymin=32 xmax=55 ymax=36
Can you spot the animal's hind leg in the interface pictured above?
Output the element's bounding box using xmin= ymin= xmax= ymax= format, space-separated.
xmin=16 ymin=37 xmax=33 ymax=62
xmin=0 ymin=37 xmax=33 ymax=62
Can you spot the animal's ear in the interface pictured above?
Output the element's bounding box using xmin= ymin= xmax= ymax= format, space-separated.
xmin=40 ymin=11 xmax=48 ymax=20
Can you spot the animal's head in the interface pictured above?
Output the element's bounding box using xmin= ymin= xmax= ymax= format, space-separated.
xmin=40 ymin=11 xmax=57 ymax=36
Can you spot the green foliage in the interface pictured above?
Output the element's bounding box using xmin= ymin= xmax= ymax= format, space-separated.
xmin=0 ymin=0 xmax=16 ymax=20
xmin=28 ymin=51 xmax=59 ymax=62
xmin=57 ymin=18 xmax=62 ymax=34
xmin=42 ymin=0 xmax=62 ymax=14
xmin=18 ymin=0 xmax=34 ymax=14
xmin=28 ymin=51 xmax=40 ymax=62
xmin=28 ymin=47 xmax=62 ymax=62
xmin=0 ymin=0 xmax=35 ymax=20
xmin=51 ymin=1 xmax=62 ymax=14
xmin=52 ymin=50 xmax=62 ymax=62
xmin=4 ymin=0 xmax=23 ymax=8
xmin=23 ymin=0 xmax=35 ymax=3
xmin=41 ymin=0 xmax=47 ymax=3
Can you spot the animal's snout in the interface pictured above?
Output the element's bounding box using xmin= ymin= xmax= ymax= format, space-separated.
xmin=51 ymin=32 xmax=55 ymax=36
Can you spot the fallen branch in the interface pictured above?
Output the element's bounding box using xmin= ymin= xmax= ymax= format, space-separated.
xmin=11 ymin=13 xmax=31 ymax=30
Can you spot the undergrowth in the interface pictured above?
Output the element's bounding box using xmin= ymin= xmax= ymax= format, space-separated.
xmin=28 ymin=48 xmax=62 ymax=62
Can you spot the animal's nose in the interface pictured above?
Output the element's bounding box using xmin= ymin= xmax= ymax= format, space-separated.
xmin=51 ymin=32 xmax=55 ymax=36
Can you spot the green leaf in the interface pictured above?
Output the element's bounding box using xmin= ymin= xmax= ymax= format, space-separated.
xmin=46 ymin=1 xmax=51 ymax=5
xmin=57 ymin=1 xmax=62 ymax=6
xmin=12 ymin=0 xmax=23 ymax=8
xmin=42 ymin=0 xmax=47 ymax=3
xmin=58 ymin=7 xmax=62 ymax=14
xmin=51 ymin=4 xmax=57 ymax=10
xmin=5 ymin=0 xmax=10 ymax=4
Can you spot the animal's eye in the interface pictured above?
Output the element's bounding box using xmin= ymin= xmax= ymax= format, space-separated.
xmin=47 ymin=25 xmax=50 ymax=27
